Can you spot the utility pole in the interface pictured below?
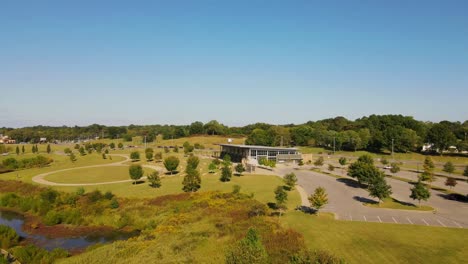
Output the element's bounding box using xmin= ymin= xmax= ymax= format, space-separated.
xmin=144 ymin=136 xmax=147 ymax=149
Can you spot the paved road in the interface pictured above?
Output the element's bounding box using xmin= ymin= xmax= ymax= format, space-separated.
xmin=32 ymin=154 xmax=164 ymax=186
xmin=275 ymin=165 xmax=468 ymax=228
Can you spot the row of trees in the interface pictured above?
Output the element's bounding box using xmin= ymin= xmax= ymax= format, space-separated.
xmin=3 ymin=115 xmax=466 ymax=154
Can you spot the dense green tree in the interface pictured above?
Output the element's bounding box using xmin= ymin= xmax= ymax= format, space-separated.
xmin=16 ymin=146 xmax=19 ymax=155
xmin=183 ymin=141 xmax=194 ymax=154
xmin=204 ymin=120 xmax=226 ymax=135
xmin=220 ymin=165 xmax=232 ymax=182
xmin=390 ymin=162 xmax=400 ymax=174
xmin=130 ymin=151 xmax=140 ymax=161
xmin=245 ymin=128 xmax=273 ymax=146
xmin=357 ymin=154 xmax=374 ymax=165
xmin=283 ymin=172 xmax=297 ymax=190
xmin=348 ymin=157 xmax=384 ymax=185
xmin=109 ymin=142 xmax=115 ymax=149
xmin=154 ymin=152 xmax=163 ymax=162
xmin=182 ymin=167 xmax=201 ymax=192
xmin=145 ymin=148 xmax=154 ymax=161
xmin=427 ymin=123 xmax=457 ymax=154
xmin=163 ymin=156 xmax=180 ymax=174
xmin=46 ymin=144 xmax=51 ymax=154
xmin=189 ymin=121 xmax=204 ymax=135
xmin=290 ymin=125 xmax=313 ymax=146
xmin=21 ymin=145 xmax=25 ymax=154
xmin=118 ymin=142 xmax=124 ymax=149
xmin=225 ymin=228 xmax=268 ymax=264
xmin=147 ymin=171 xmax=161 ymax=188
xmin=129 ymin=164 xmax=143 ymax=184
xmin=368 ymin=177 xmax=392 ymax=203
xmin=410 ymin=180 xmax=431 ymax=205
xmin=445 ymin=177 xmax=457 ymax=189
xmin=442 ymin=161 xmax=455 ymax=175
xmin=308 ymin=187 xmax=328 ymax=214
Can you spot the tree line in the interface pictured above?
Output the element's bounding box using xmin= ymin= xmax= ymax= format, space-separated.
xmin=2 ymin=115 xmax=467 ymax=154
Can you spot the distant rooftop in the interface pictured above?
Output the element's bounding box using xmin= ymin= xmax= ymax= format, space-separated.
xmin=219 ymin=144 xmax=297 ymax=151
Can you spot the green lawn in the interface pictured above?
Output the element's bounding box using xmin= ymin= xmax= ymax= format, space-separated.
xmin=364 ymin=197 xmax=434 ymax=211
xmin=44 ymin=166 xmax=154 ymax=184
xmin=282 ymin=211 xmax=468 ymax=264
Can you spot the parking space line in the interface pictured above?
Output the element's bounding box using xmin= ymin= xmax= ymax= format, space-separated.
xmin=363 ymin=215 xmax=367 ymax=222
xmin=349 ymin=215 xmax=352 ymax=221
xmin=407 ymin=218 xmax=413 ymax=224
xmin=453 ymin=221 xmax=462 ymax=228
xmin=422 ymin=219 xmax=429 ymax=226
xmin=377 ymin=216 xmax=382 ymax=223
xmin=392 ymin=217 xmax=398 ymax=223
xmin=436 ymin=219 xmax=446 ymax=227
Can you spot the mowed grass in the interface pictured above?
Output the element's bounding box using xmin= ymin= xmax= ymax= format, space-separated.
xmin=44 ymin=166 xmax=154 ymax=184
xmin=364 ymin=197 xmax=434 ymax=211
xmin=282 ymin=211 xmax=468 ymax=264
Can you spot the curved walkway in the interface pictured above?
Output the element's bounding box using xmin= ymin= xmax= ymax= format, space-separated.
xmin=32 ymin=154 xmax=164 ymax=186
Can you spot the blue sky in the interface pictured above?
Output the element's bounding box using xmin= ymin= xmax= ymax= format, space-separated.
xmin=1 ymin=1 xmax=467 ymax=127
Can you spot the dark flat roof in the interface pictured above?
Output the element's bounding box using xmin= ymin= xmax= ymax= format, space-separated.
xmin=219 ymin=144 xmax=297 ymax=151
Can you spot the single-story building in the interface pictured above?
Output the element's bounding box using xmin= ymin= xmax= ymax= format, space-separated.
xmin=219 ymin=144 xmax=302 ymax=163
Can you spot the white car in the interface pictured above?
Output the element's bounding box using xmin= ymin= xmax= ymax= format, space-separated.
xmin=383 ymin=166 xmax=392 ymax=169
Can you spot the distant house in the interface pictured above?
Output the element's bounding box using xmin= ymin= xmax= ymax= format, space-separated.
xmin=39 ymin=137 xmax=47 ymax=143
xmin=0 ymin=135 xmax=16 ymax=144
xmin=421 ymin=143 xmax=434 ymax=152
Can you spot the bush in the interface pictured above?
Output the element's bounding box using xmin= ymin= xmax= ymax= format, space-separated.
xmin=76 ymin=187 xmax=85 ymax=196
xmin=110 ymin=198 xmax=119 ymax=209
xmin=104 ymin=191 xmax=114 ymax=200
xmin=11 ymin=244 xmax=69 ymax=264
xmin=40 ymin=188 xmax=59 ymax=204
xmin=43 ymin=210 xmax=62 ymax=225
xmin=88 ymin=190 xmax=104 ymax=202
xmin=0 ymin=224 xmax=19 ymax=248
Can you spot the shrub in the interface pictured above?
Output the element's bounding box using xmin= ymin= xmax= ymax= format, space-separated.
xmin=76 ymin=187 xmax=85 ymax=196
xmin=40 ymin=188 xmax=59 ymax=204
xmin=43 ymin=210 xmax=62 ymax=225
xmin=110 ymin=198 xmax=119 ymax=209
xmin=104 ymin=191 xmax=114 ymax=200
xmin=88 ymin=190 xmax=104 ymax=202
xmin=0 ymin=225 xmax=19 ymax=248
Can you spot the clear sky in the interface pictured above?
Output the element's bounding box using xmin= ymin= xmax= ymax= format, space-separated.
xmin=1 ymin=0 xmax=467 ymax=127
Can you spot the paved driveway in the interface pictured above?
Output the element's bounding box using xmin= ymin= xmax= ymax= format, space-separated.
xmin=276 ymin=166 xmax=468 ymax=228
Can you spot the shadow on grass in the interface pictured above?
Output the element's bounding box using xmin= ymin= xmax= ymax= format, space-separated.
xmin=295 ymin=205 xmax=317 ymax=214
xmin=336 ymin=178 xmax=362 ymax=188
xmin=165 ymin=171 xmax=179 ymax=175
xmin=353 ymin=196 xmax=378 ymax=204
xmin=437 ymin=193 xmax=468 ymax=203
xmin=132 ymin=180 xmax=145 ymax=185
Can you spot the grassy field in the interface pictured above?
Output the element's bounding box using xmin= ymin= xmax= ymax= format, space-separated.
xmin=282 ymin=211 xmax=468 ymax=264
xmin=44 ymin=166 xmax=154 ymax=184
xmin=364 ymin=197 xmax=434 ymax=211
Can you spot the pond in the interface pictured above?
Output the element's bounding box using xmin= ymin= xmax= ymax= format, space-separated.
xmin=0 ymin=209 xmax=136 ymax=251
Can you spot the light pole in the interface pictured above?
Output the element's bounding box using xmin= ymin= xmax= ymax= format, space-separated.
xmin=391 ymin=138 xmax=394 ymax=160
xmin=333 ymin=137 xmax=336 ymax=154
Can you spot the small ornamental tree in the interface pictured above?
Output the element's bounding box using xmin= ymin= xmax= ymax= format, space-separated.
xmin=74 ymin=144 xmax=80 ymax=149
xmin=46 ymin=144 xmax=51 ymax=154
xmin=147 ymin=171 xmax=162 ymax=188
xmin=274 ymin=186 xmax=288 ymax=216
xmin=130 ymin=151 xmax=140 ymax=161
xmin=420 ymin=156 xmax=435 ymax=185
xmin=16 ymin=146 xmax=20 ymax=155
xmin=220 ymin=165 xmax=232 ymax=182
xmin=186 ymin=155 xmax=200 ymax=171
xmin=145 ymin=148 xmax=154 ymax=160
xmin=183 ymin=141 xmax=194 ymax=155
xmin=283 ymin=172 xmax=297 ymax=190
xmin=64 ymin=148 xmax=72 ymax=155
xmin=235 ymin=163 xmax=245 ymax=176
xmin=223 ymin=154 xmax=232 ymax=166
xmin=380 ymin=157 xmax=388 ymax=165
xmin=79 ymin=146 xmax=86 ymax=156
xmin=21 ymin=145 xmax=25 ymax=154
xmin=338 ymin=157 xmax=347 ymax=166
xmin=129 ymin=164 xmax=143 ymax=185
xmin=163 ymin=156 xmax=180 ymax=175
xmin=118 ymin=142 xmax=124 ymax=149
xmin=109 ymin=142 xmax=115 ymax=149
xmin=102 ymin=153 xmax=106 ymax=159
xmin=173 ymin=145 xmax=179 ymax=153
xmin=442 ymin=161 xmax=455 ymax=175
xmin=308 ymin=187 xmax=328 ymax=215
xmin=328 ymin=164 xmax=335 ymax=172
xmin=410 ymin=180 xmax=431 ymax=206
xmin=225 ymin=228 xmax=268 ymax=264
xmin=164 ymin=147 xmax=170 ymax=153
xmin=314 ymin=156 xmax=324 ymax=167
xmin=31 ymin=145 xmax=36 ymax=154
xmin=445 ymin=177 xmax=457 ymax=189
xmin=208 ymin=162 xmax=217 ymax=173
xmin=182 ymin=168 xmax=201 ymax=192
xmin=390 ymin=162 xmax=400 ymax=174
xmin=69 ymin=153 xmax=76 ymax=163
xmin=154 ymin=152 xmax=163 ymax=162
